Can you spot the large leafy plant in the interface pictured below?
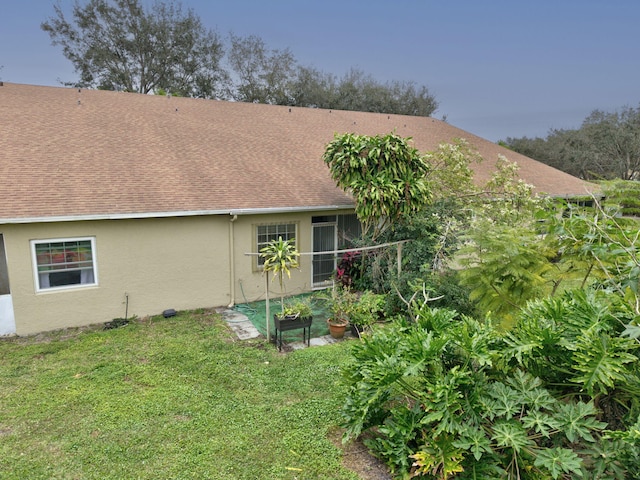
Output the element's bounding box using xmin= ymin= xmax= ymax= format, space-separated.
xmin=340 ymin=293 xmax=640 ymax=479
xmin=502 ymin=289 xmax=640 ymax=414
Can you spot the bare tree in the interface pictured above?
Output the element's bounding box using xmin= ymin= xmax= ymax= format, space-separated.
xmin=226 ymin=34 xmax=296 ymax=104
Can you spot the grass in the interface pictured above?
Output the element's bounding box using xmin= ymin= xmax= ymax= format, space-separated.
xmin=0 ymin=309 xmax=359 ymax=479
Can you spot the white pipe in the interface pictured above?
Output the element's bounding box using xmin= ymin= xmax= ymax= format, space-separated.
xmin=227 ymin=214 xmax=238 ymax=308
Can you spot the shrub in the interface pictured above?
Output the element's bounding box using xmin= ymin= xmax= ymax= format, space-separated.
xmin=340 ymin=290 xmax=640 ymax=479
xmin=348 ymin=291 xmax=386 ymax=331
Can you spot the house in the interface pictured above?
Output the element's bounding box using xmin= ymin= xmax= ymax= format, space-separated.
xmin=0 ymin=83 xmax=596 ymax=335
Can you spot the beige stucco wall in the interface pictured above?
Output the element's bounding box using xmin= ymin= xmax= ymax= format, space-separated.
xmin=2 ymin=216 xmax=230 ymax=335
xmin=1 ymin=209 xmax=351 ymax=336
xmin=230 ymin=212 xmax=315 ymax=306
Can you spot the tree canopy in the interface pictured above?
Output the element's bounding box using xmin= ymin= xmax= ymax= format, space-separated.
xmin=322 ymin=132 xmax=432 ymax=240
xmin=503 ymin=105 xmax=640 ymax=181
xmin=41 ymin=0 xmax=227 ymax=97
xmin=227 ymin=33 xmax=297 ymax=104
xmin=301 ymin=68 xmax=438 ymax=116
xmin=41 ymin=0 xmax=438 ymax=116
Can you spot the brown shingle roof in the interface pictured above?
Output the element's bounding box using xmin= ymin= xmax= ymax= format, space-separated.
xmin=0 ymin=83 xmax=596 ymax=222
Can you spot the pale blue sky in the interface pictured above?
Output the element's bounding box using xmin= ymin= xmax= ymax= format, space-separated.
xmin=1 ymin=0 xmax=639 ymax=141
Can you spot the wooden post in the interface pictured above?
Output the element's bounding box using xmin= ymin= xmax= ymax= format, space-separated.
xmin=265 ymin=272 xmax=271 ymax=343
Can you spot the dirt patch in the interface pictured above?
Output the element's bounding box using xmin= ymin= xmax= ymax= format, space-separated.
xmin=3 ymin=323 xmax=104 ymax=345
xmin=329 ymin=428 xmax=392 ymax=480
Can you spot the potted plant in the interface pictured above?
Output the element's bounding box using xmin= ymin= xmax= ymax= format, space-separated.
xmin=280 ymin=298 xmax=313 ymax=320
xmin=327 ymin=316 xmax=348 ymax=339
xmin=348 ymin=290 xmax=385 ymax=337
xmin=324 ymin=286 xmax=356 ymax=339
xmin=274 ymin=297 xmax=313 ymax=330
xmin=272 ymin=297 xmax=313 ymax=350
xmin=260 ymin=236 xmax=300 ymax=343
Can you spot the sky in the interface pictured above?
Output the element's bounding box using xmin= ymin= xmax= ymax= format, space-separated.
xmin=2 ymin=0 xmax=639 ymax=142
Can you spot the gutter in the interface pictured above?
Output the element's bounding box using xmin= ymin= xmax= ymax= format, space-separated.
xmin=0 ymin=204 xmax=356 ymax=225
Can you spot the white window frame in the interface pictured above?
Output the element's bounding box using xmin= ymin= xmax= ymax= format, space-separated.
xmin=31 ymin=237 xmax=98 ymax=293
xmin=255 ymin=223 xmax=297 ymax=270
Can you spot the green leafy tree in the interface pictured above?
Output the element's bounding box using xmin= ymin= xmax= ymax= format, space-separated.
xmin=454 ymin=158 xmax=551 ymax=321
xmin=286 ymin=65 xmax=337 ymax=109
xmin=502 ymin=129 xmax=592 ymax=179
xmin=470 ymin=154 xmax=542 ymax=224
xmin=581 ymin=107 xmax=640 ymax=180
xmin=329 ymin=68 xmax=438 ymax=117
xmin=286 ymin=67 xmax=439 ymax=116
xmin=458 ymin=221 xmax=554 ymax=322
xmin=504 ymin=105 xmax=640 ymax=181
xmin=41 ymin=0 xmax=227 ymax=97
xmin=43 ymin=2 xmax=439 ymax=116
xmin=331 ymin=140 xmax=478 ymax=310
xmin=323 ymin=132 xmax=432 ymax=240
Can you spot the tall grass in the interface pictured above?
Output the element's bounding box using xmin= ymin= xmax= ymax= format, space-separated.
xmin=0 ymin=310 xmax=358 ymax=479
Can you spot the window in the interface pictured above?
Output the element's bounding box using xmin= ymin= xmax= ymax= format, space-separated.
xmin=312 ymin=213 xmax=362 ymax=287
xmin=256 ymin=223 xmax=296 ymax=267
xmin=32 ymin=238 xmax=97 ymax=291
xmin=337 ymin=214 xmax=361 ymax=248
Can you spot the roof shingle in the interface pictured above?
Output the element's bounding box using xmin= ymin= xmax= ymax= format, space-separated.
xmin=0 ymin=83 xmax=596 ymax=222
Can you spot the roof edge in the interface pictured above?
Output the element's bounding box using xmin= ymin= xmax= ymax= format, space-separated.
xmin=0 ymin=204 xmax=356 ymax=225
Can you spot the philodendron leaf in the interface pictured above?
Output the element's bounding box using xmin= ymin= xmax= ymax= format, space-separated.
xmin=491 ymin=420 xmax=533 ymax=454
xmin=571 ymin=333 xmax=637 ymax=396
xmin=453 ymin=425 xmax=491 ymax=461
xmin=411 ymin=434 xmax=465 ymax=479
xmin=622 ymin=323 xmax=640 ymax=339
xmin=534 ymin=447 xmax=583 ymax=479
xmin=556 ymin=401 xmax=607 ymax=443
xmin=522 ymin=410 xmax=562 ymax=438
xmin=485 ymin=382 xmax=521 ymax=419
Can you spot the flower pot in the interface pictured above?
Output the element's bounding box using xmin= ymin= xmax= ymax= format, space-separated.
xmin=274 ymin=314 xmax=313 ymax=351
xmin=327 ymin=319 xmax=348 ymax=339
xmin=274 ymin=314 xmax=312 ymax=331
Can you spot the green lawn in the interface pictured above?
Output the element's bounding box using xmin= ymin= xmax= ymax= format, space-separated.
xmin=0 ymin=310 xmax=359 ymax=479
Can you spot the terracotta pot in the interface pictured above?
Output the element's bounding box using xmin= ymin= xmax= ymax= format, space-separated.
xmin=327 ymin=319 xmax=348 ymax=339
